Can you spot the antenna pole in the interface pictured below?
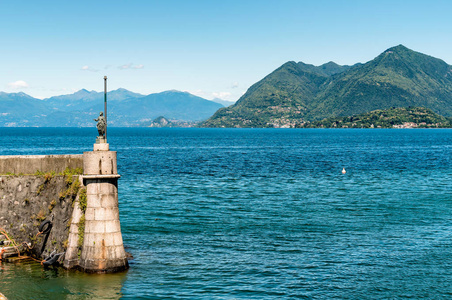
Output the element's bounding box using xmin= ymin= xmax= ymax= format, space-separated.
xmin=104 ymin=76 xmax=107 ymax=141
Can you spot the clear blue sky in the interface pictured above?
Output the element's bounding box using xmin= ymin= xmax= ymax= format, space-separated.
xmin=1 ymin=0 xmax=451 ymax=101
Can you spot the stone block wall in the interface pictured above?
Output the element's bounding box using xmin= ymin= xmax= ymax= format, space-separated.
xmin=0 ymin=154 xmax=84 ymax=259
xmin=0 ymin=174 xmax=83 ymax=258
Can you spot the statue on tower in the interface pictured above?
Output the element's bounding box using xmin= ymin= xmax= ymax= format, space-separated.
xmin=94 ymin=112 xmax=106 ymax=138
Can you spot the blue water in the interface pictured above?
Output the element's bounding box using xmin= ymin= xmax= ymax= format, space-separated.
xmin=0 ymin=128 xmax=451 ymax=299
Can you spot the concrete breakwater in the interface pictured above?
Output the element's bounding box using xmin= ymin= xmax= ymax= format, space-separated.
xmin=0 ymin=148 xmax=128 ymax=273
xmin=0 ymin=173 xmax=80 ymax=260
xmin=0 ymin=155 xmax=83 ymax=175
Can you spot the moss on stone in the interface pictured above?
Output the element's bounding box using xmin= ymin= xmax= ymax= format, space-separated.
xmin=36 ymin=184 xmax=45 ymax=195
xmin=78 ymin=214 xmax=85 ymax=248
xmin=48 ymin=199 xmax=57 ymax=213
xmin=36 ymin=209 xmax=46 ymax=222
xmin=66 ymin=217 xmax=72 ymax=229
xmin=63 ymin=239 xmax=68 ymax=249
xmin=78 ymin=188 xmax=87 ymax=213
xmin=44 ymin=171 xmax=55 ymax=183
xmin=59 ymin=175 xmax=81 ymax=201
xmin=4 ymin=167 xmax=83 ymax=177
xmin=62 ymin=167 xmax=83 ymax=176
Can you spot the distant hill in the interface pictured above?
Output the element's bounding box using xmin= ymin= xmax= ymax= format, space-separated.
xmin=148 ymin=116 xmax=171 ymax=127
xmin=108 ymin=91 xmax=223 ymax=126
xmin=299 ymin=107 xmax=452 ymax=128
xmin=0 ymin=92 xmax=49 ymax=126
xmin=0 ymin=89 xmax=223 ymax=127
xmin=145 ymin=116 xmax=198 ymax=128
xmin=201 ymin=45 xmax=452 ymax=128
xmin=44 ymin=88 xmax=144 ymax=112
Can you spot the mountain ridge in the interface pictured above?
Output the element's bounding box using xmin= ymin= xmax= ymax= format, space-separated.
xmin=202 ymin=45 xmax=452 ymax=128
xmin=0 ymin=89 xmax=223 ymax=127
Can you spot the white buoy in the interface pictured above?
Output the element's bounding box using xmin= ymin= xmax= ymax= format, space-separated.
xmin=342 ymin=168 xmax=346 ymax=174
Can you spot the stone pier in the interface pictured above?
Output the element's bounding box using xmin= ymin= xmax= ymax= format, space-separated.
xmin=78 ymin=142 xmax=128 ymax=273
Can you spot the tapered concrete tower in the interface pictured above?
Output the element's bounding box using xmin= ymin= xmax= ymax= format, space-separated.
xmin=78 ymin=142 xmax=129 ymax=272
xmin=78 ymin=77 xmax=128 ymax=272
xmin=64 ymin=76 xmax=127 ymax=272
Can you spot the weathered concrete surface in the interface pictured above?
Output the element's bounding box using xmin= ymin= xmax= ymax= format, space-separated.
xmin=83 ymin=151 xmax=117 ymax=175
xmin=93 ymin=143 xmax=109 ymax=151
xmin=62 ymin=186 xmax=84 ymax=269
xmin=0 ymin=175 xmax=81 ymax=259
xmin=0 ymin=155 xmax=83 ymax=175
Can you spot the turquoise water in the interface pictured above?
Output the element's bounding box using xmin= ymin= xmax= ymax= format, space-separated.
xmin=1 ymin=128 xmax=451 ymax=299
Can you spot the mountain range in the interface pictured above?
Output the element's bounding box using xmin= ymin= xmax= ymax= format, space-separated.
xmin=0 ymin=89 xmax=223 ymax=127
xmin=3 ymin=45 xmax=452 ymax=128
xmin=201 ymin=45 xmax=452 ymax=127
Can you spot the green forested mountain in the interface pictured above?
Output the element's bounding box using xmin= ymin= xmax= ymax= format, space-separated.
xmin=299 ymin=107 xmax=452 ymax=128
xmin=311 ymin=45 xmax=452 ymax=119
xmin=201 ymin=61 xmax=332 ymax=127
xmin=202 ymin=45 xmax=452 ymax=128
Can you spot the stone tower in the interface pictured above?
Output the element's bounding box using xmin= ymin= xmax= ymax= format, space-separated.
xmin=78 ymin=142 xmax=129 ymax=272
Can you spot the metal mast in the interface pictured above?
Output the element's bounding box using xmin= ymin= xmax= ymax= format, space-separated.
xmin=104 ymin=76 xmax=107 ymax=141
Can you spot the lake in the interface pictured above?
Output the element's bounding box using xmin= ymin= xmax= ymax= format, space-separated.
xmin=0 ymin=128 xmax=451 ymax=299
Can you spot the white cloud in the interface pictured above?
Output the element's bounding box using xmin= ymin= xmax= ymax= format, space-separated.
xmin=119 ymin=63 xmax=144 ymax=70
xmin=81 ymin=65 xmax=99 ymax=72
xmin=231 ymin=82 xmax=239 ymax=88
xmin=7 ymin=80 xmax=28 ymax=89
xmin=212 ymin=92 xmax=232 ymax=99
xmin=119 ymin=63 xmax=132 ymax=70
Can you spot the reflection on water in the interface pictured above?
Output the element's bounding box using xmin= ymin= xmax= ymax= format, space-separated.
xmin=0 ymin=260 xmax=127 ymax=299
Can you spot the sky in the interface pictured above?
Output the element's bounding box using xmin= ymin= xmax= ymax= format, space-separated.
xmin=1 ymin=0 xmax=452 ymax=101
